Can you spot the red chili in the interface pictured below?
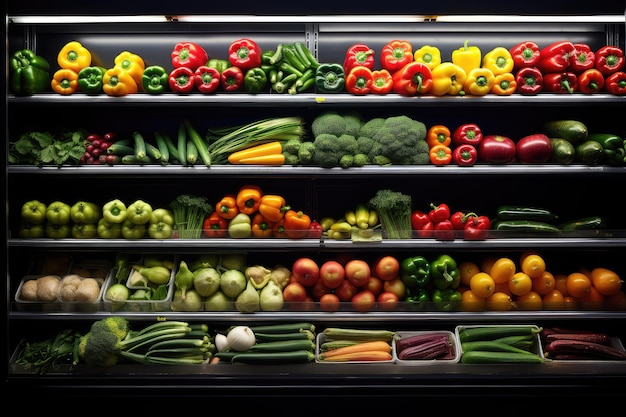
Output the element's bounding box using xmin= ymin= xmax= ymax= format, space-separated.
xmin=604 ymin=71 xmax=626 ymax=95
xmin=452 ymin=123 xmax=483 ymax=147
xmin=452 ymin=143 xmax=478 ymax=166
xmin=194 ymin=66 xmax=221 ymax=93
xmin=345 ymin=65 xmax=373 ymax=95
xmin=577 ymin=68 xmax=605 ymax=94
xmin=509 ymin=41 xmax=541 ymax=70
xmin=343 ymin=44 xmax=376 ymax=73
xmin=168 ymin=66 xmax=195 ymax=93
xmin=220 ymin=66 xmax=244 ymax=92
xmin=543 ymin=72 xmax=578 ymax=94
xmin=515 ymin=66 xmax=543 ymax=94
xmin=569 ymin=43 xmax=595 ymax=74
xmin=595 ymin=45 xmax=625 ymax=76
xmin=391 ymin=61 xmax=433 ymax=95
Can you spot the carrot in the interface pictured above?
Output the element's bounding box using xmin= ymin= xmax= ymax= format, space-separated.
xmin=227 ymin=141 xmax=283 ymax=164
xmin=319 ymin=350 xmax=393 ymax=362
xmin=237 ymin=154 xmax=286 ymax=165
xmin=319 ymin=340 xmax=391 ymax=359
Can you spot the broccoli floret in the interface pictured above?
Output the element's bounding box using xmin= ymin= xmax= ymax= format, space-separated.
xmin=372 ymin=155 xmax=392 ymax=166
xmin=372 ymin=115 xmax=427 ymax=164
xmin=80 ymin=330 xmax=120 ymax=367
xmin=90 ymin=316 xmax=130 ymax=340
xmin=367 ymin=189 xmax=413 ymax=239
xmin=298 ymin=141 xmax=316 ymax=164
xmin=336 ymin=134 xmax=358 ymax=156
xmin=312 ymin=134 xmax=341 ymax=168
xmin=407 ymin=140 xmax=431 ymax=165
xmin=353 ymin=153 xmax=371 ymax=167
xmin=339 ymin=154 xmax=354 ymax=169
xmin=282 ymin=138 xmax=302 ymax=155
xmin=282 ymin=151 xmax=301 ymax=166
xmin=356 ymin=136 xmax=384 ymax=161
xmin=342 ymin=112 xmax=364 ymax=137
xmin=359 ymin=117 xmax=386 ymax=138
xmin=311 ymin=111 xmax=346 ymax=137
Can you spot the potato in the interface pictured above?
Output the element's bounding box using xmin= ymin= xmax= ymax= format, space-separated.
xmin=74 ymin=278 xmax=101 ymax=303
xmin=20 ymin=279 xmax=39 ymax=301
xmin=36 ymin=275 xmax=60 ymax=302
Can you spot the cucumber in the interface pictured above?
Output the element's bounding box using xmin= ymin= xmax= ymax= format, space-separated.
xmin=542 ymin=119 xmax=588 ymax=145
xmin=230 ymin=350 xmax=315 ymax=364
xmin=248 ymin=339 xmax=316 ymax=352
xmin=550 ymin=138 xmax=576 ymax=165
xmin=249 ymin=322 xmax=316 ymax=334
xmin=496 ymin=206 xmax=559 ymax=222
xmin=186 ymin=139 xmax=198 ymax=165
xmin=154 ymin=131 xmax=170 ymax=164
xmin=461 ymin=350 xmax=543 ymax=364
xmin=558 ymin=216 xmax=606 ymax=231
xmin=458 ymin=326 xmax=541 ymax=343
xmin=106 ymin=143 xmax=136 ymax=156
xmin=132 ymin=131 xmax=147 ymax=160
xmin=575 ymin=139 xmax=604 ymax=165
xmin=144 ymin=141 xmax=162 ymax=161
xmin=492 ymin=220 xmax=560 ymax=233
xmin=461 ymin=340 xmax=536 ymax=355
xmin=255 ymin=330 xmax=315 ymax=342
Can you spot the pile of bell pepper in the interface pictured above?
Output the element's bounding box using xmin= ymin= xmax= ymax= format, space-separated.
xmin=425 ymin=122 xmax=484 ymax=167
xmin=206 ymin=184 xmax=320 ymax=239
xmin=401 ymin=253 xmax=462 ymax=311
xmin=411 ymin=202 xmax=491 ymax=241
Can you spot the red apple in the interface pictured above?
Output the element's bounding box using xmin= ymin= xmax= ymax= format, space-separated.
xmin=345 ymin=259 xmax=371 ymax=287
xmin=282 ymin=282 xmax=308 ymax=303
xmin=383 ymin=277 xmax=406 ymax=300
xmin=310 ymin=279 xmax=332 ymax=300
xmin=373 ymin=255 xmax=400 ymax=281
xmin=319 ymin=260 xmax=345 ymax=289
xmin=319 ymin=293 xmax=341 ymax=312
xmin=351 ymin=289 xmax=376 ymax=312
xmin=377 ymin=291 xmax=400 ymax=311
xmin=363 ymin=275 xmax=384 ymax=297
xmin=292 ymin=257 xmax=320 ymax=287
xmin=334 ymin=279 xmax=358 ymax=302
xmin=480 ymin=135 xmax=516 ymax=164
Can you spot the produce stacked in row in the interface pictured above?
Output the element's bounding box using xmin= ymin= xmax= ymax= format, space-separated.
xmin=317 ymin=327 xmax=395 ymax=362
xmin=411 ymin=202 xmax=491 ymax=240
xmin=394 ymin=332 xmax=458 ymax=361
xmin=541 ymin=327 xmax=626 ymax=360
xmin=458 ymin=325 xmax=544 ymax=364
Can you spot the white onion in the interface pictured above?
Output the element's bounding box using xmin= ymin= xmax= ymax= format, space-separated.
xmin=214 ymin=333 xmax=229 ymax=352
xmin=226 ymin=326 xmax=256 ymax=351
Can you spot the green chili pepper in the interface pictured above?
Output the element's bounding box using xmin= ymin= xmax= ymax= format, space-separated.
xmin=432 ymin=288 xmax=462 ymax=311
xmin=9 ymin=49 xmax=51 ymax=95
xmin=431 ymin=254 xmax=461 ymax=290
xmin=315 ymin=63 xmax=345 ymax=93
xmin=141 ymin=65 xmax=169 ymax=94
xmin=400 ymin=256 xmax=431 ymax=288
xmin=404 ymin=287 xmax=430 ymax=311
xmin=77 ymin=66 xmax=106 ymax=94
xmin=244 ymin=67 xmax=268 ymax=94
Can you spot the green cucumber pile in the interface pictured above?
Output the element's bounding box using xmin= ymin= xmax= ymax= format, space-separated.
xmin=459 ymin=325 xmax=544 ymax=364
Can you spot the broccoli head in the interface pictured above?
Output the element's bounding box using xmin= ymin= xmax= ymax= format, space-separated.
xmin=356 ymin=136 xmax=384 ymax=161
xmin=372 ymin=115 xmax=427 ymax=164
xmin=298 ymin=141 xmax=316 ymax=164
xmin=407 ymin=140 xmax=431 ymax=165
xmin=359 ymin=117 xmax=386 ymax=138
xmin=90 ymin=316 xmax=130 ymax=340
xmin=339 ymin=154 xmax=354 ymax=169
xmin=336 ymin=134 xmax=358 ymax=156
xmin=79 ymin=330 xmax=120 ymax=367
xmin=282 ymin=137 xmax=302 ymax=155
xmin=311 ymin=111 xmax=346 ymax=137
xmin=352 ymin=153 xmax=371 ymax=167
xmin=282 ymin=151 xmax=301 ymax=166
xmin=312 ymin=134 xmax=341 ymax=168
xmin=342 ymin=112 xmax=364 ymax=137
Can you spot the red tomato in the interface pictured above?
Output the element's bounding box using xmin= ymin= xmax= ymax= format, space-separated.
xmin=377 ymin=291 xmax=399 ymax=311
xmin=516 ymin=133 xmax=553 ymax=163
xmin=351 ymin=289 xmax=376 ymax=312
xmin=479 ymin=135 xmax=516 ymax=164
xmin=373 ymin=255 xmax=400 ymax=281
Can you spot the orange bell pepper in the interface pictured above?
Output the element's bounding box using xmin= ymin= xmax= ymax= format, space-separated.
xmin=57 ymin=40 xmax=92 ymax=73
xmin=431 ymin=62 xmax=467 ymax=96
xmin=283 ymin=209 xmax=312 ymax=239
xmin=251 ymin=213 xmax=275 ymax=238
xmin=429 ymin=144 xmax=452 ymax=166
xmin=482 ymin=47 xmax=515 ymax=75
xmin=464 ymin=67 xmax=496 ymax=96
xmin=51 ymin=68 xmax=79 ymax=95
xmin=413 ymin=45 xmax=442 ymax=70
xmin=426 ymin=125 xmax=451 ymax=148
xmin=491 ymin=72 xmax=517 ymax=95
xmin=114 ymin=51 xmax=145 ymax=88
xmin=272 ymin=218 xmax=288 ymax=238
xmin=370 ymin=69 xmax=393 ymax=94
xmin=380 ymin=40 xmax=413 ymax=73
xmin=236 ymin=184 xmax=263 ymax=215
xmin=102 ymin=66 xmax=138 ymax=96
xmin=345 ymin=65 xmax=373 ymax=95
xmin=258 ymin=195 xmax=290 ymax=223
xmin=215 ymin=194 xmax=239 ymax=220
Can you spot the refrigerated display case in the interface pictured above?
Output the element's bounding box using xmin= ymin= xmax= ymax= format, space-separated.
xmin=4 ymin=0 xmax=626 ymax=405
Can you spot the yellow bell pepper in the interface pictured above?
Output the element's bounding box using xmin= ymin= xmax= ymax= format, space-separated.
xmin=102 ymin=66 xmax=138 ymax=96
xmin=413 ymin=45 xmax=441 ymax=70
xmin=114 ymin=51 xmax=145 ymax=88
xmin=482 ymin=46 xmax=515 ymax=75
xmin=464 ymin=67 xmax=496 ymax=96
xmin=51 ymin=68 xmax=79 ymax=95
xmin=57 ymin=41 xmax=92 ymax=73
xmin=431 ymin=62 xmax=467 ymax=96
xmin=491 ymin=72 xmax=517 ymax=95
xmin=451 ymin=40 xmax=481 ymax=75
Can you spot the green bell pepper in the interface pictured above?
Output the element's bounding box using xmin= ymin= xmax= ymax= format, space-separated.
xmin=97 ymin=218 xmax=122 ymax=239
xmin=206 ymin=59 xmax=232 ymax=74
xmin=126 ymin=200 xmax=153 ymax=225
xmin=21 ymin=200 xmax=47 ymax=225
xmin=432 ymin=288 xmax=462 ymax=311
xmin=315 ymin=63 xmax=345 ymax=93
xmin=142 ymin=65 xmax=169 ymax=94
xmin=70 ymin=201 xmax=101 ymax=224
xmin=244 ymin=67 xmax=268 ymax=94
xmin=228 ymin=213 xmax=252 ymax=238
xmin=400 ymin=255 xmax=431 ymax=288
xmin=431 ymin=254 xmax=461 ymax=290
xmin=19 ymin=222 xmax=46 ymax=238
xmin=587 ymin=133 xmax=625 ymax=166
xmin=45 ymin=201 xmax=71 ymax=225
xmin=71 ymin=223 xmax=98 ymax=239
xmin=9 ymin=49 xmax=51 ymax=95
xmin=103 ymin=199 xmax=128 ymax=224
xmin=121 ymin=219 xmax=147 ymax=239
xmin=78 ymin=66 xmax=106 ymax=94
xmin=46 ymin=223 xmax=71 ymax=239
xmin=404 ymin=287 xmax=430 ymax=311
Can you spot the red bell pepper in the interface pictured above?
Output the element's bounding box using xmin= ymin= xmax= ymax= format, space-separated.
xmin=537 ymin=41 xmax=575 ymax=73
xmin=370 ymin=69 xmax=393 ymax=94
xmin=380 ymin=40 xmax=414 ymax=73
xmin=577 ymin=68 xmax=605 ymax=93
xmin=411 ymin=210 xmax=434 ymax=238
xmin=428 ymin=203 xmax=450 ymax=224
xmin=220 ymin=66 xmax=244 ymax=92
xmin=391 ymin=61 xmax=433 ymax=95
xmin=307 ymin=220 xmax=323 ymax=239
xmin=515 ymin=66 xmax=543 ymax=94
xmin=450 ymin=211 xmax=475 ymax=230
xmin=434 ymin=219 xmax=455 ymax=241
xmin=168 ymin=66 xmax=195 ymax=93
xmin=569 ymin=43 xmax=595 ymax=74
xmin=452 ymin=123 xmax=483 ymax=147
xmin=464 ymin=215 xmax=491 ymax=240
xmin=228 ymin=38 xmax=262 ymax=71
xmin=543 ymin=72 xmax=578 ymax=93
xmin=595 ymin=45 xmax=625 ymax=75
xmin=509 ymin=41 xmax=541 ymax=70
xmin=452 ymin=143 xmax=478 ymax=166
xmin=604 ymin=71 xmax=626 ymax=95
xmin=203 ymin=212 xmax=228 ymax=238
xmin=171 ymin=42 xmax=209 ymax=71
xmin=345 ymin=65 xmax=373 ymax=95
xmin=194 ymin=66 xmax=221 ymax=93
xmin=343 ymin=44 xmax=376 ymax=73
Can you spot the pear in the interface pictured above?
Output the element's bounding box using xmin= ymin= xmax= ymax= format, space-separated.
xmin=171 ymin=288 xmax=203 ymax=311
xmin=235 ymin=279 xmax=260 ymax=313
xmin=259 ymin=280 xmax=285 ymax=311
xmin=204 ymin=290 xmax=233 ymax=312
xmin=220 ymin=269 xmax=247 ymax=298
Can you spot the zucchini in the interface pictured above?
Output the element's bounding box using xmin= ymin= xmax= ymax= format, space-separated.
xmin=492 ymin=334 xmax=537 ymax=350
xmin=249 ymin=322 xmax=316 ymax=334
xmin=575 ymin=140 xmax=604 ymax=165
xmin=496 ymin=206 xmax=558 ymax=222
xmin=177 ymin=123 xmax=187 ymax=166
xmin=322 ymin=328 xmax=395 ymax=342
xmin=492 ymin=220 xmax=560 ymax=233
xmin=550 ymin=138 xmax=576 ymax=165
xmin=121 ymin=154 xmax=154 ymax=164
xmin=154 ymin=131 xmax=170 ymax=164
xmin=458 ymin=326 xmax=541 ymax=343
xmin=559 ymin=216 xmax=606 ymax=231
xmin=106 ymin=143 xmax=135 ymax=156
xmin=184 ymin=119 xmax=212 ymax=167
xmin=248 ymin=339 xmax=315 ymax=352
xmin=132 ymin=131 xmax=147 ymax=160
xmin=160 ymin=131 xmax=181 ymax=163
xmin=542 ymin=119 xmax=588 ymax=145
xmin=255 ymin=330 xmax=315 ymax=342
xmin=144 ymin=141 xmax=162 ymax=161
xmin=186 ymin=138 xmax=198 ymax=165
xmin=461 ymin=350 xmax=543 ymax=364
xmin=230 ymin=350 xmax=315 ymax=364
xmin=461 ymin=340 xmax=537 ymax=355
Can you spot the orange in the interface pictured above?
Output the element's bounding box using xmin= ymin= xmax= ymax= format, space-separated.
xmin=459 ymin=261 xmax=480 ymax=287
xmin=579 ymin=286 xmax=605 ymax=310
xmin=489 ymin=257 xmax=516 ymax=284
xmin=531 ymin=271 xmax=556 ymax=296
xmin=508 ymin=271 xmax=532 ymax=296
xmin=519 ymin=250 xmax=540 ymax=266
xmin=521 ymin=254 xmax=546 ymax=279
xmin=590 ymin=267 xmax=623 ymax=296
xmin=542 ymin=289 xmax=565 ymax=310
xmin=460 ymin=289 xmax=486 ymax=312
xmin=554 ymin=273 xmax=569 ymax=296
xmin=494 ymin=281 xmax=512 ymax=296
xmin=469 ymin=272 xmax=496 ymax=298
xmin=566 ymin=272 xmax=592 ymax=298
xmin=485 ymin=291 xmax=513 ymax=311
xmin=515 ymin=290 xmax=543 ymax=311
xmin=480 ymin=256 xmax=497 ymax=274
